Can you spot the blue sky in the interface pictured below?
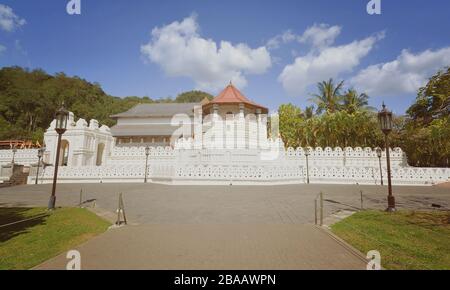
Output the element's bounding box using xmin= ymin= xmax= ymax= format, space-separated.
xmin=0 ymin=0 xmax=449 ymax=114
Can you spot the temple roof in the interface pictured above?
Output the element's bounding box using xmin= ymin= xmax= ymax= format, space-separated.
xmin=110 ymin=103 xmax=200 ymax=118
xmin=205 ymin=83 xmax=268 ymax=112
xmin=110 ymin=124 xmax=190 ymax=137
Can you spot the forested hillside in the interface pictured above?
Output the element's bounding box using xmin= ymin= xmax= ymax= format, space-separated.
xmin=0 ymin=66 xmax=212 ymax=141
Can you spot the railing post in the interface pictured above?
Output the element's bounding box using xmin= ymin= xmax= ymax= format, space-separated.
xmin=314 ymin=199 xmax=318 ymax=225
xmin=319 ymin=191 xmax=323 ymax=226
xmin=360 ymin=190 xmax=364 ymax=210
xmin=79 ymin=188 xmax=83 ymax=207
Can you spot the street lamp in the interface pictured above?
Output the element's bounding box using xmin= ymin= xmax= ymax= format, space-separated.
xmin=375 ymin=147 xmax=383 ymax=186
xmin=144 ymin=146 xmax=150 ymax=183
xmin=48 ymin=105 xmax=69 ymax=210
xmin=305 ymin=147 xmax=311 ymax=184
xmin=378 ymin=103 xmax=395 ymax=212
xmin=11 ymin=146 xmax=17 ymax=164
xmin=35 ymin=147 xmax=45 ymax=185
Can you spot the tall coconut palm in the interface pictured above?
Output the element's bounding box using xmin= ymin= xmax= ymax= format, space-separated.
xmin=309 ymin=79 xmax=344 ymax=114
xmin=342 ymin=88 xmax=375 ymax=114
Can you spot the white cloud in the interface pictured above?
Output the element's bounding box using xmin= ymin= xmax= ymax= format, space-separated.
xmin=278 ymin=32 xmax=384 ymax=97
xmin=0 ymin=4 xmax=26 ymax=32
xmin=266 ymin=24 xmax=341 ymax=50
xmin=266 ymin=30 xmax=297 ymax=50
xmin=141 ymin=15 xmax=272 ymax=91
xmin=350 ymin=47 xmax=450 ymax=96
xmin=0 ymin=44 xmax=6 ymax=55
xmin=298 ymin=23 xmax=342 ymax=49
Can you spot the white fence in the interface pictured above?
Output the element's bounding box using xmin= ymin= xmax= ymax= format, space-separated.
xmin=23 ymin=146 xmax=449 ymax=186
xmin=0 ymin=149 xmax=39 ymax=166
xmin=107 ymin=146 xmax=407 ymax=167
xmin=29 ymin=163 xmax=449 ymax=186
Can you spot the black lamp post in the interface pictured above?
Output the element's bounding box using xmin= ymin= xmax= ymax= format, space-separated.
xmin=144 ymin=146 xmax=150 ymax=183
xmin=305 ymin=148 xmax=311 ymax=184
xmin=378 ymin=103 xmax=395 ymax=212
xmin=48 ymin=105 xmax=69 ymax=210
xmin=35 ymin=147 xmax=45 ymax=185
xmin=375 ymin=147 xmax=383 ymax=186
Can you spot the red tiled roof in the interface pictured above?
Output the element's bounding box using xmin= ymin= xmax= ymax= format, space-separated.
xmin=207 ymin=83 xmax=267 ymax=111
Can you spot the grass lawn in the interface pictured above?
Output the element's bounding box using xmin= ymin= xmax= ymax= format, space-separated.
xmin=331 ymin=210 xmax=450 ymax=270
xmin=0 ymin=207 xmax=110 ymax=270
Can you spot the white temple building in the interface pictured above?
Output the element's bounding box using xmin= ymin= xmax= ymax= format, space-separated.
xmin=109 ymin=83 xmax=271 ymax=150
xmin=0 ymin=84 xmax=449 ymax=186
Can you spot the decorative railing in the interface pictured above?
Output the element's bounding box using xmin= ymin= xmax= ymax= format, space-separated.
xmin=33 ymin=163 xmax=449 ymax=186
xmin=1 ymin=146 xmax=447 ymax=186
xmin=107 ymin=145 xmax=407 ymax=168
xmin=0 ymin=149 xmax=39 ymax=166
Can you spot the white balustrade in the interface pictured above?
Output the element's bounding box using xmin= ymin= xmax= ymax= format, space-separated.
xmin=0 ymin=149 xmax=39 ymax=166
xmin=1 ymin=145 xmax=448 ymax=186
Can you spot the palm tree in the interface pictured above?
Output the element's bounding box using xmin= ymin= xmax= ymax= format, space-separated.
xmin=342 ymin=89 xmax=375 ymax=114
xmin=302 ymin=105 xmax=315 ymax=119
xmin=308 ymin=79 xmax=344 ymax=114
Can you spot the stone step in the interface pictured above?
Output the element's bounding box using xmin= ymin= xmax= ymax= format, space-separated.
xmin=7 ymin=171 xmax=29 ymax=186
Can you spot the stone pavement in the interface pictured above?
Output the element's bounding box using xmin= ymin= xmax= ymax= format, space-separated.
xmin=1 ymin=183 xmax=449 ymax=225
xmin=35 ymin=224 xmax=367 ymax=270
xmin=1 ymin=183 xmax=448 ymax=269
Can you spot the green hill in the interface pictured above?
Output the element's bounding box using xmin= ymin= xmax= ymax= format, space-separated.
xmin=0 ymin=66 xmax=212 ymax=141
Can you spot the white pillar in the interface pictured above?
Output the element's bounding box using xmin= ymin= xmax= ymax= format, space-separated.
xmin=237 ymin=104 xmax=245 ymax=149
xmin=194 ymin=105 xmax=203 ymax=149
xmin=256 ymin=109 xmax=261 ymax=149
xmin=212 ymin=104 xmax=223 ymax=149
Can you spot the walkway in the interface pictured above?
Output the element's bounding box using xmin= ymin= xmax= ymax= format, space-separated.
xmin=36 ymin=224 xmax=366 ymax=270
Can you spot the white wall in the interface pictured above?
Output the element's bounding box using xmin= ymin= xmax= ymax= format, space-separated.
xmin=31 ymin=145 xmax=450 ymax=186
xmin=1 ymin=112 xmax=448 ymax=186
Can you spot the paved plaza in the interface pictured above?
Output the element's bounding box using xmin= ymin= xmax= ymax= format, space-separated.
xmin=1 ymin=183 xmax=449 ymax=224
xmin=1 ymin=183 xmax=449 ymax=269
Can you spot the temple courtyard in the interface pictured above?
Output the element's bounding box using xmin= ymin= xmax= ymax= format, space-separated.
xmin=1 ymin=183 xmax=449 ymax=269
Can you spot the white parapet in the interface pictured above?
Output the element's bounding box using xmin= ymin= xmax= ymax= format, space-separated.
xmin=0 ymin=149 xmax=39 ymax=166
xmin=25 ymin=145 xmax=449 ymax=186
xmin=1 ymin=119 xmax=447 ymax=186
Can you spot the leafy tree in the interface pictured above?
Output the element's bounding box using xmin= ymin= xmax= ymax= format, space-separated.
xmin=308 ymin=78 xmax=344 ymax=114
xmin=342 ymin=88 xmax=375 ymax=114
xmin=278 ymin=104 xmax=303 ymax=148
xmin=175 ymin=90 xmax=213 ymax=103
xmin=407 ymin=67 xmax=449 ymax=125
xmin=396 ymin=67 xmax=450 ymax=167
xmin=302 ymin=105 xmax=315 ymax=119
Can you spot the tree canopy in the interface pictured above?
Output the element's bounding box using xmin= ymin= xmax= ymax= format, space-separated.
xmin=398 ymin=67 xmax=450 ymax=167
xmin=0 ymin=66 xmax=213 ymax=141
xmin=175 ymin=90 xmax=213 ymax=103
xmin=278 ymin=70 xmax=450 ymax=167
